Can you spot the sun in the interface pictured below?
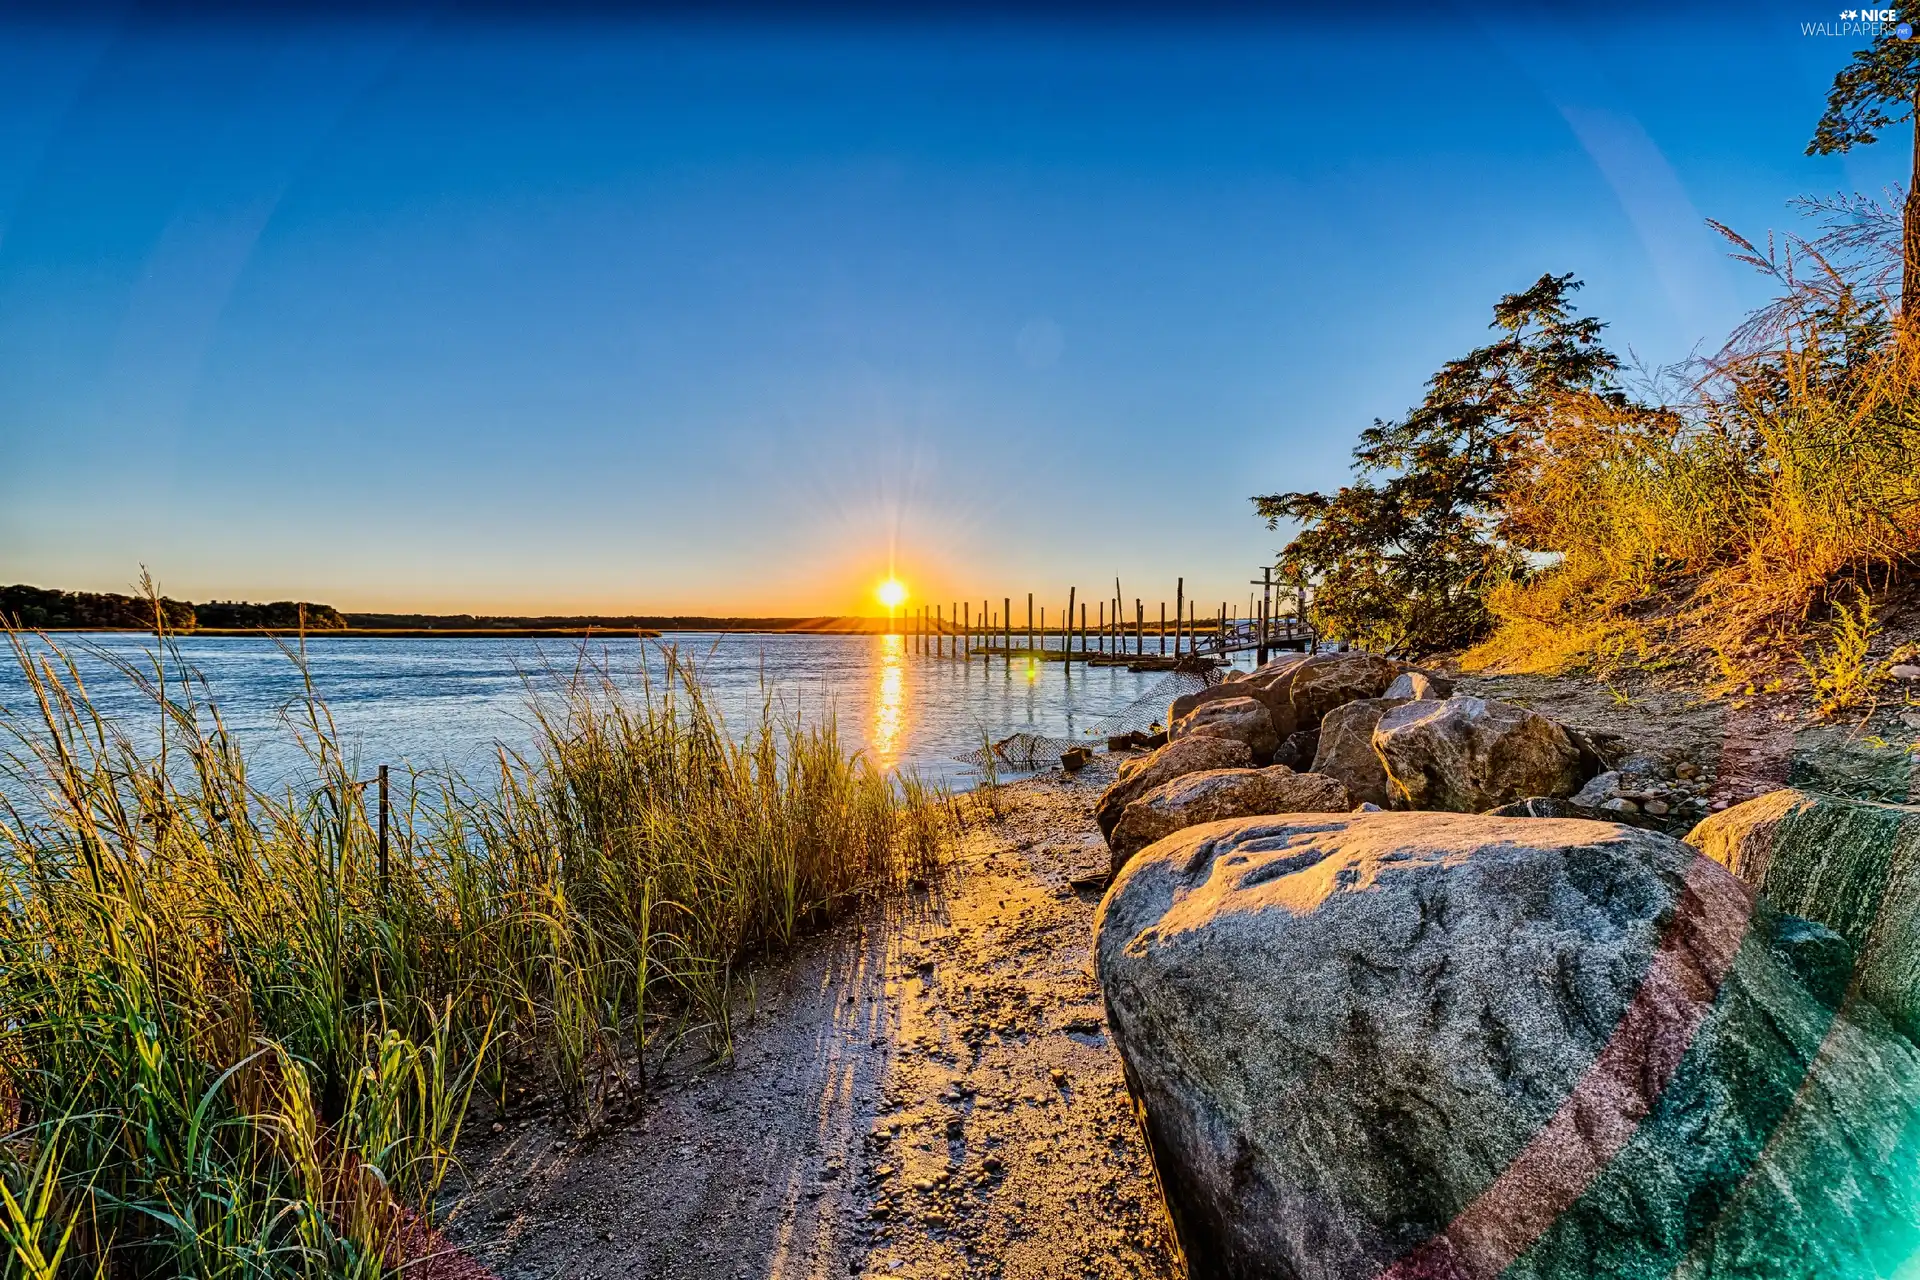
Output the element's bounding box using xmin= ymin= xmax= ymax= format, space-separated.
xmin=877 ymin=578 xmax=909 ymax=610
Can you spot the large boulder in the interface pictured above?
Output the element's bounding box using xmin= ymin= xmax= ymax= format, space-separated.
xmin=1109 ymin=767 xmax=1351 ymax=872
xmin=1383 ymin=669 xmax=1452 ymax=700
xmin=1374 ymin=696 xmax=1585 ymax=812
xmin=1287 ymin=653 xmax=1408 ymax=730
xmin=1095 ymin=812 xmax=1920 ymax=1280
xmin=1170 ymin=696 xmax=1279 ymax=766
xmin=1311 ymin=697 xmax=1405 ymax=807
xmin=1246 ymin=652 xmax=1314 ymax=683
xmin=1687 ymin=788 xmax=1920 ymax=1038
xmin=1094 ymin=735 xmax=1253 ymax=840
xmin=1169 ymin=681 xmax=1299 ymax=741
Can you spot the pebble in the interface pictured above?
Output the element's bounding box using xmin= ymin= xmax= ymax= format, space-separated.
xmin=1599 ymin=797 xmax=1641 ymax=814
xmin=1892 ymin=664 xmax=1920 ymax=680
xmin=1642 ymin=798 xmax=1670 ymax=816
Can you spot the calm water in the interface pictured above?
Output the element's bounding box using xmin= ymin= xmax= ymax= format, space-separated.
xmin=0 ymin=632 xmax=1217 ymax=791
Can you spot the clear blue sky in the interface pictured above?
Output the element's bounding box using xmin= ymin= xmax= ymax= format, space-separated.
xmin=0 ymin=2 xmax=1903 ymax=616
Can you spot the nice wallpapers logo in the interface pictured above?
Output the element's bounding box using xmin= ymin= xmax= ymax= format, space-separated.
xmin=1804 ymin=8 xmax=1913 ymax=34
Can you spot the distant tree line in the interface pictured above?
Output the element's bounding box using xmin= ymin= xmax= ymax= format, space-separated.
xmin=1 ymin=585 xmax=345 ymax=631
xmin=2 ymin=587 xmax=873 ymax=633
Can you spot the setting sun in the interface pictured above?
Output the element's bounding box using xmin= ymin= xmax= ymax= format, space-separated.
xmin=877 ymin=578 xmax=908 ymax=610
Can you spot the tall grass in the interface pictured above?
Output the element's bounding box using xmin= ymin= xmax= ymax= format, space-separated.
xmin=1466 ymin=213 xmax=1920 ymax=685
xmin=0 ymin=624 xmax=950 ymax=1277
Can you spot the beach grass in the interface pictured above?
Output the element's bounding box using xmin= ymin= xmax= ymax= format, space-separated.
xmin=0 ymin=620 xmax=951 ymax=1277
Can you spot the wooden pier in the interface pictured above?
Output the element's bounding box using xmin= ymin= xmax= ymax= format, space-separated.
xmin=897 ymin=569 xmax=1315 ymax=667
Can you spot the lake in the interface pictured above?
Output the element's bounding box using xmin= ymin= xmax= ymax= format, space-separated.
xmin=0 ymin=631 xmax=1224 ymax=791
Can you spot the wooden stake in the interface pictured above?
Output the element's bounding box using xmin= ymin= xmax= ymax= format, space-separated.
xmin=1175 ymin=576 xmax=1184 ymax=657
xmin=1066 ymin=586 xmax=1076 ymax=657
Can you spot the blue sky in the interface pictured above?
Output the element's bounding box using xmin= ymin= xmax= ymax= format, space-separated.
xmin=0 ymin=2 xmax=1905 ymax=616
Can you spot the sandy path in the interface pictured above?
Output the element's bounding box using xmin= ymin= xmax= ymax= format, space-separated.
xmin=441 ymin=759 xmax=1180 ymax=1280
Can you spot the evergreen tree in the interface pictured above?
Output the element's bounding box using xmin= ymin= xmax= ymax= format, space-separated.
xmin=1252 ymin=274 xmax=1623 ymax=655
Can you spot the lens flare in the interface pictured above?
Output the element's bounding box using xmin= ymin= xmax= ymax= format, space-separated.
xmin=877 ymin=578 xmax=908 ymax=610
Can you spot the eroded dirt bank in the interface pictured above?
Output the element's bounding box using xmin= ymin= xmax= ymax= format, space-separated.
xmin=440 ymin=758 xmax=1180 ymax=1280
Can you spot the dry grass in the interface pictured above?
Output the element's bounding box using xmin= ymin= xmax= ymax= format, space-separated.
xmin=1464 ymin=237 xmax=1920 ymax=690
xmin=0 ymin=620 xmax=951 ymax=1277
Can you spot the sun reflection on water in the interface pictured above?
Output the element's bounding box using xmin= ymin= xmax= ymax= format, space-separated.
xmin=873 ymin=632 xmax=905 ymax=769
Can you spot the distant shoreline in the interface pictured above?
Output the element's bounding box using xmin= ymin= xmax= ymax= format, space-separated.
xmin=26 ymin=625 xmax=914 ymax=639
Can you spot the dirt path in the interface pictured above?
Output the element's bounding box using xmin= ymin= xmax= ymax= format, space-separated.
xmin=440 ymin=759 xmax=1180 ymax=1280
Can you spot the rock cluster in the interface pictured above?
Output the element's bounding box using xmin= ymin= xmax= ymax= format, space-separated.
xmin=1093 ymin=735 xmax=1251 ymax=841
xmin=1084 ymin=647 xmax=1920 ymax=1277
xmin=1101 ymin=654 xmax=1611 ymax=863
xmin=1570 ymin=749 xmax=1717 ymax=822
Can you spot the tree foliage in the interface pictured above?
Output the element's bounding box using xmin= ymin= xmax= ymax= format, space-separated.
xmin=1808 ymin=15 xmax=1920 ymax=157
xmin=1809 ymin=10 xmax=1920 ymax=319
xmin=1252 ymin=274 xmax=1624 ymax=656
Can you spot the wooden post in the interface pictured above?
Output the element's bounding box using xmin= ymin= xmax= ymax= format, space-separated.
xmin=1027 ymin=593 xmax=1034 ymax=653
xmin=1097 ymin=601 xmax=1105 ymax=654
xmin=1134 ymin=599 xmax=1143 ymax=655
xmin=1258 ymin=566 xmax=1272 ymax=666
xmin=1040 ymin=606 xmax=1046 ymax=654
xmin=377 ymin=764 xmax=390 ymax=895
xmin=1080 ymin=601 xmax=1088 ymax=654
xmin=1159 ymin=602 xmax=1166 ymax=655
xmin=1175 ymin=577 xmax=1184 ymax=657
xmin=1004 ymin=597 xmax=1011 ymax=665
xmin=1066 ymin=586 xmax=1076 ymax=658
xmin=1264 ymin=567 xmax=1274 ymax=659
